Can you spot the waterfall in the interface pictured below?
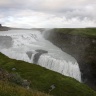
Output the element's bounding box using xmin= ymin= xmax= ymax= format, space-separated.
xmin=0 ymin=29 xmax=81 ymax=82
xmin=31 ymin=53 xmax=81 ymax=82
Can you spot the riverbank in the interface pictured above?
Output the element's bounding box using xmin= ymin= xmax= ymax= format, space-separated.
xmin=45 ymin=28 xmax=96 ymax=90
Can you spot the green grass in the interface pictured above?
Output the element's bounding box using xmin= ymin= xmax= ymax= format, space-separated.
xmin=52 ymin=28 xmax=96 ymax=37
xmin=0 ymin=80 xmax=50 ymax=96
xmin=0 ymin=53 xmax=96 ymax=96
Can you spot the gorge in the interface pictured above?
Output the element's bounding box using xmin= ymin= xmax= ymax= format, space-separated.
xmin=44 ymin=28 xmax=96 ymax=90
xmin=0 ymin=29 xmax=81 ymax=82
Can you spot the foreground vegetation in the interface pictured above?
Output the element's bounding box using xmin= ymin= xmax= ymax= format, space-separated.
xmin=0 ymin=80 xmax=50 ymax=96
xmin=0 ymin=53 xmax=96 ymax=96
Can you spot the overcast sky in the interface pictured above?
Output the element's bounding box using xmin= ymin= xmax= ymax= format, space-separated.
xmin=0 ymin=0 xmax=96 ymax=28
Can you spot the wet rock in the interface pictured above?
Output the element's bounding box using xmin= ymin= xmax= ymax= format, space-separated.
xmin=26 ymin=51 xmax=33 ymax=59
xmin=33 ymin=49 xmax=48 ymax=64
xmin=35 ymin=49 xmax=48 ymax=53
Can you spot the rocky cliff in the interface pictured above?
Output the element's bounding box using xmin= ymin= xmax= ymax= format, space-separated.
xmin=45 ymin=28 xmax=96 ymax=90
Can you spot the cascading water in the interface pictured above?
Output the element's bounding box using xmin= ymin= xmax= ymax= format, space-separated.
xmin=0 ymin=29 xmax=81 ymax=82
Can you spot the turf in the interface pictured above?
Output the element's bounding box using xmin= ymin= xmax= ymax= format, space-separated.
xmin=0 ymin=80 xmax=50 ymax=96
xmin=0 ymin=53 xmax=96 ymax=96
xmin=52 ymin=28 xmax=96 ymax=37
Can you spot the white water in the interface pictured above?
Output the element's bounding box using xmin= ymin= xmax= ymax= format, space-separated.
xmin=0 ymin=30 xmax=81 ymax=82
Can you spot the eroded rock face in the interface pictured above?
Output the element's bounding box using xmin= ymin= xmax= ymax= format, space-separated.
xmin=26 ymin=50 xmax=48 ymax=63
xmin=35 ymin=49 xmax=48 ymax=53
xmin=46 ymin=30 xmax=96 ymax=90
xmin=26 ymin=51 xmax=33 ymax=59
xmin=33 ymin=50 xmax=48 ymax=64
xmin=26 ymin=49 xmax=48 ymax=64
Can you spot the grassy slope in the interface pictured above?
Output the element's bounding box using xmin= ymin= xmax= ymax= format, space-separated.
xmin=0 ymin=80 xmax=50 ymax=96
xmin=53 ymin=28 xmax=96 ymax=37
xmin=0 ymin=53 xmax=96 ymax=96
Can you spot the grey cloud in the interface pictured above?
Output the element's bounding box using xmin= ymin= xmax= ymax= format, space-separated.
xmin=0 ymin=0 xmax=96 ymax=27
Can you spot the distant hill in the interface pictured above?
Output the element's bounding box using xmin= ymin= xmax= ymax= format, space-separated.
xmin=10 ymin=27 xmax=46 ymax=32
xmin=0 ymin=24 xmax=47 ymax=32
xmin=0 ymin=24 xmax=10 ymax=31
xmin=31 ymin=28 xmax=46 ymax=32
xmin=10 ymin=27 xmax=30 ymax=30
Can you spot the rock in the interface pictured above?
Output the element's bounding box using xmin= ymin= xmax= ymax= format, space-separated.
xmin=12 ymin=68 xmax=16 ymax=71
xmin=49 ymin=84 xmax=56 ymax=92
xmin=33 ymin=49 xmax=48 ymax=64
xmin=35 ymin=49 xmax=48 ymax=53
xmin=22 ymin=79 xmax=31 ymax=89
xmin=46 ymin=29 xmax=96 ymax=90
xmin=26 ymin=51 xmax=33 ymax=59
